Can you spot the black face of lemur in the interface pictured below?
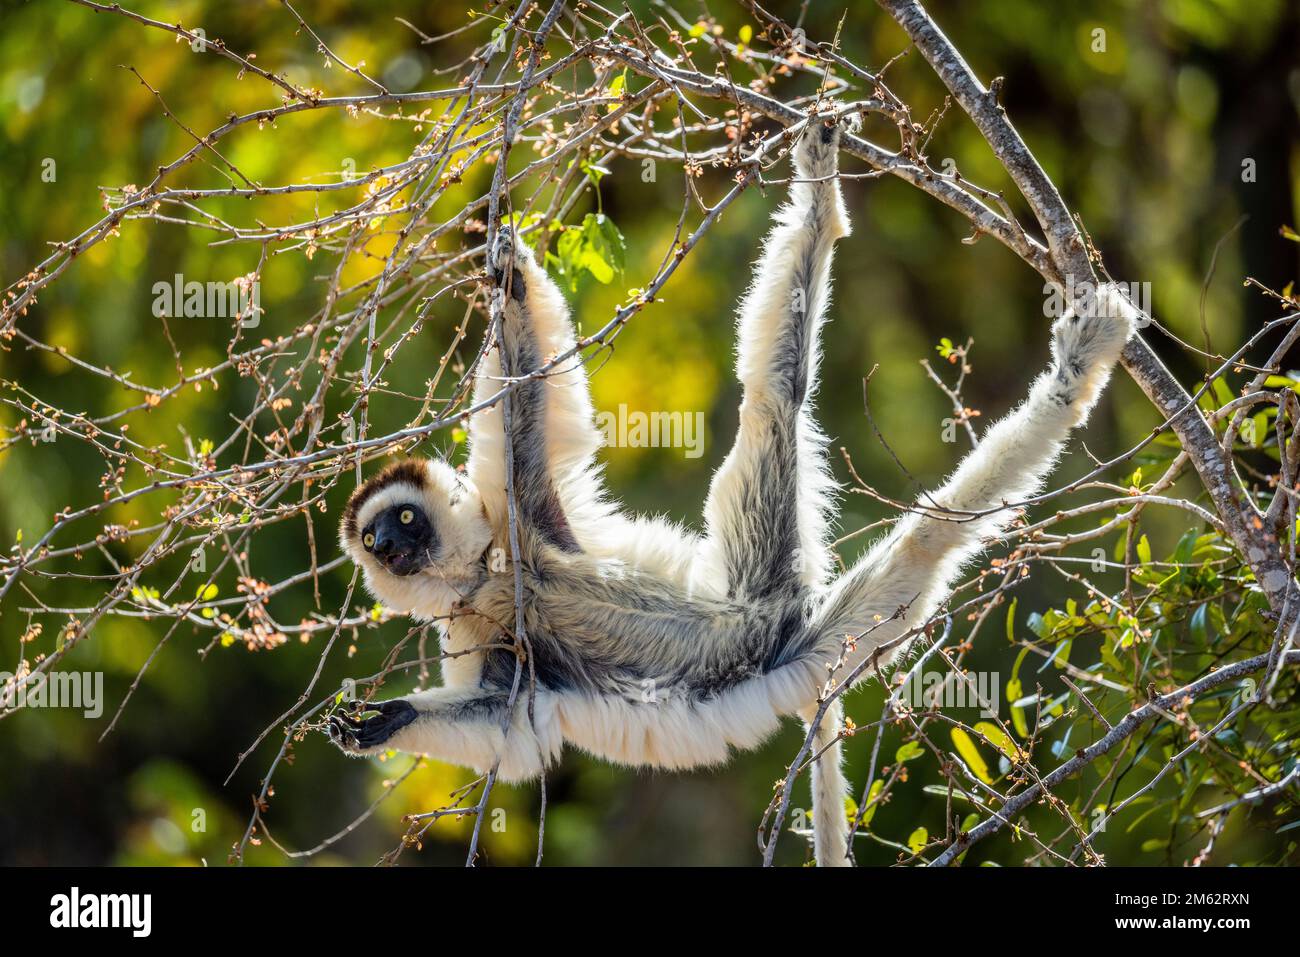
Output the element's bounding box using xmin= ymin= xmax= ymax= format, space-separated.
xmin=361 ymin=504 xmax=438 ymax=576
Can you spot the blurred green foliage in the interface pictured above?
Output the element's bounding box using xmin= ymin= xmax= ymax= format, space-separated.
xmin=0 ymin=0 xmax=1297 ymax=865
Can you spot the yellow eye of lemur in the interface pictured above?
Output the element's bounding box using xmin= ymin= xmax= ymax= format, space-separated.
xmin=400 ymin=509 xmax=415 ymax=525
xmin=362 ymin=532 xmax=375 ymax=549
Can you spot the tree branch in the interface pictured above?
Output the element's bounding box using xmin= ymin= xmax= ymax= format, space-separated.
xmin=876 ymin=0 xmax=1296 ymax=617
xmin=930 ymin=650 xmax=1300 ymax=865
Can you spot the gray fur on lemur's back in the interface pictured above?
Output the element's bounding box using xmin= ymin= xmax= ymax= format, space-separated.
xmin=333 ymin=114 xmax=1138 ymax=866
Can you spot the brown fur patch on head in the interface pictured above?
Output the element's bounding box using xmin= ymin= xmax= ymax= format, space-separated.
xmin=342 ymin=459 xmax=429 ymax=541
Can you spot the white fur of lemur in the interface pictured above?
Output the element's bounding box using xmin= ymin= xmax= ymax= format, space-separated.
xmin=332 ymin=115 xmax=1138 ymax=866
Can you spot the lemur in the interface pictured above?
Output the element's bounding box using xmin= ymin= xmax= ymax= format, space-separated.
xmin=330 ymin=113 xmax=1138 ymax=866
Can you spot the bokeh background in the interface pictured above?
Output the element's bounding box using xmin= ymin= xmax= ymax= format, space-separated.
xmin=1 ymin=0 xmax=1297 ymax=865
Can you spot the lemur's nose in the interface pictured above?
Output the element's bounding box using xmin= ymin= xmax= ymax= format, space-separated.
xmin=372 ymin=530 xmax=398 ymax=557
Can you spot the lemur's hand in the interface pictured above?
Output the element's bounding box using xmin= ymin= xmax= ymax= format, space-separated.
xmin=793 ymin=105 xmax=861 ymax=181
xmin=1051 ymin=283 xmax=1138 ymax=372
xmin=328 ymin=698 xmax=418 ymax=755
xmin=489 ymin=224 xmax=527 ymax=303
xmin=1045 ymin=282 xmax=1139 ymax=417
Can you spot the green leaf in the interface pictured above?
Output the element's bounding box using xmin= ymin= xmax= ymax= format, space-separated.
xmin=580 ymin=160 xmax=611 ymax=186
xmin=1044 ymin=637 xmax=1072 ymax=671
xmin=858 ymin=779 xmax=884 ymax=827
xmin=894 ymin=740 xmax=924 ymax=764
xmin=1007 ymin=646 xmax=1031 ymax=737
xmin=974 ymin=721 xmax=1018 ymax=762
xmin=1190 ymin=604 xmax=1209 ymax=643
xmin=1135 ymin=534 xmax=1152 ymax=565
xmin=907 ymin=826 xmax=928 ymax=855
xmin=1100 ymin=633 xmax=1124 ymax=670
xmin=604 ymin=71 xmax=627 ymax=113
xmin=1211 ymin=376 xmax=1235 ymax=408
xmin=554 ymin=213 xmax=625 ymax=292
xmin=1173 ymin=527 xmax=1199 ymax=567
xmin=951 ymin=727 xmax=993 ymax=784
xmin=1009 ymin=701 xmax=1029 ymax=737
xmin=1250 ymin=410 xmax=1269 ymax=448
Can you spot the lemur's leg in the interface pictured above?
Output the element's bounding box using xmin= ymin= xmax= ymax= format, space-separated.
xmin=328 ymin=687 xmax=560 ymax=782
xmin=798 ymin=285 xmax=1135 ymax=866
xmin=813 ymin=286 xmax=1139 ymax=668
xmin=698 ymin=115 xmax=853 ymax=867
xmin=466 ymin=227 xmax=606 ymax=546
xmin=700 ymin=116 xmax=851 ymax=600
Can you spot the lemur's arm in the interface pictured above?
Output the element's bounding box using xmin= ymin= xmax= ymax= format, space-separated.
xmin=329 ymin=686 xmax=559 ymax=781
xmin=699 ymin=116 xmax=851 ymax=600
xmin=465 ymin=227 xmax=605 ymax=550
xmin=813 ymin=287 xmax=1138 ymax=660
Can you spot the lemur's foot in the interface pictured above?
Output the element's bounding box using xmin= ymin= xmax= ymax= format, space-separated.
xmin=1047 ymin=282 xmax=1138 ymax=411
xmin=489 ymin=225 xmax=527 ymax=303
xmin=793 ymin=105 xmax=860 ymax=180
xmin=329 ymin=698 xmax=418 ymax=755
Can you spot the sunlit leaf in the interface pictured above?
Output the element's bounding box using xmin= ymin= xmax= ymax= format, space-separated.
xmin=951 ymin=727 xmax=992 ymax=784
xmin=895 ymin=740 xmax=924 ymax=764
xmin=974 ymin=721 xmax=1018 ymax=762
xmin=906 ymin=826 xmax=928 ymax=855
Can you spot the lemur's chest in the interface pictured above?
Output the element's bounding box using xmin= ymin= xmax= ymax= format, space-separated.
xmin=445 ymin=560 xmax=653 ymax=695
xmin=439 ymin=613 xmax=493 ymax=688
xmin=440 ymin=572 xmax=571 ymax=691
xmin=452 ymin=556 xmax=805 ymax=699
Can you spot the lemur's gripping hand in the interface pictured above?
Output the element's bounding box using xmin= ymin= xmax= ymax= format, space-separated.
xmin=793 ymin=107 xmax=860 ymax=181
xmin=489 ymin=225 xmax=527 ymax=304
xmin=1045 ymin=282 xmax=1139 ymax=420
xmin=329 ymin=698 xmax=418 ymax=755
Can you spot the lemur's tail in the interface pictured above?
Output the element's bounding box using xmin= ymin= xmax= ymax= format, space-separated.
xmin=801 ymin=699 xmax=851 ymax=866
